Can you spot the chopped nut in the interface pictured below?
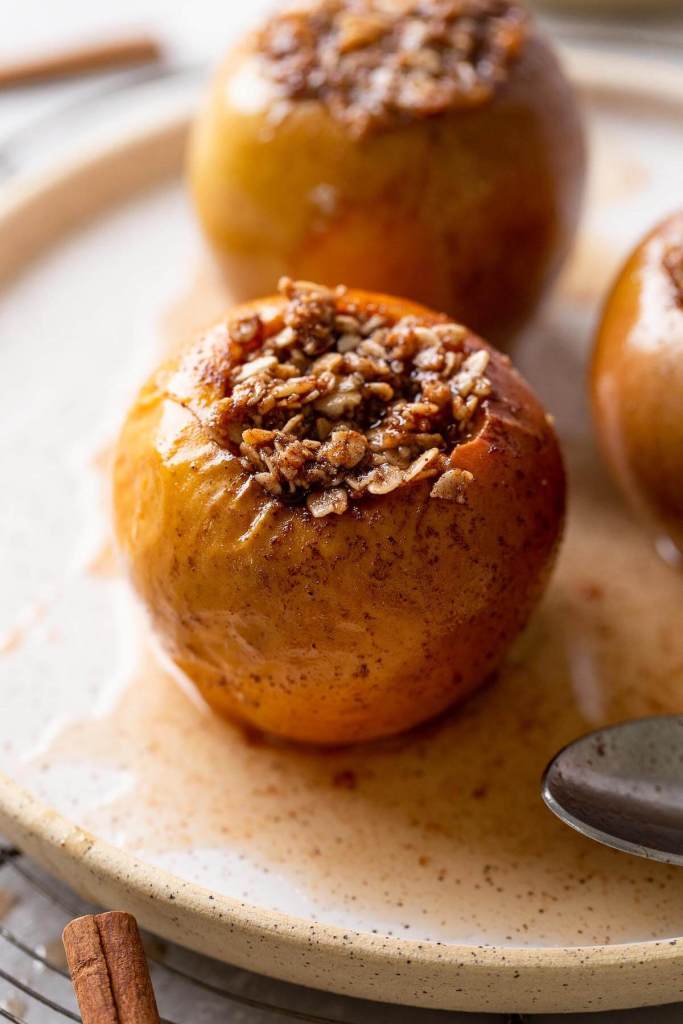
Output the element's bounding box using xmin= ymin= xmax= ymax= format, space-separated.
xmin=452 ymin=349 xmax=490 ymax=395
xmin=312 ymin=351 xmax=344 ymax=374
xmin=323 ymin=429 xmax=368 ymax=468
xmin=357 ymin=338 xmax=386 ymax=359
xmin=414 ymin=432 xmax=445 ymax=448
xmin=463 ymin=349 xmax=491 ymax=377
xmin=254 ymin=471 xmax=282 ymax=495
xmin=316 ymin=417 xmax=332 ymax=440
xmin=335 ymin=314 xmax=361 ymax=333
xmin=337 ymin=333 xmax=361 ymax=353
xmin=242 ymin=428 xmax=276 ymax=446
xmin=273 ymin=326 xmax=297 ymax=348
xmin=404 ymin=447 xmax=443 ymax=482
xmin=338 ymin=12 xmax=388 ymax=53
xmin=271 ymin=377 xmax=317 ymax=399
xmin=413 ymin=326 xmax=439 ymax=346
xmin=282 ymin=414 xmax=304 ymax=434
xmin=430 ymin=468 xmax=474 ymax=502
xmin=422 ymin=379 xmax=451 ymax=407
xmin=367 ymin=464 xmax=404 ymax=494
xmin=362 ymin=314 xmax=388 ymax=335
xmin=307 ymin=487 xmax=349 ymax=517
xmin=230 ymin=315 xmax=262 ymax=347
xmin=365 ymin=381 xmax=394 ymax=401
xmin=314 ymin=388 xmax=362 ymax=418
xmin=235 ymin=354 xmax=278 ymax=380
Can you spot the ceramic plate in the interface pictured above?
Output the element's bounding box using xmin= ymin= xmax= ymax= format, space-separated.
xmin=1 ymin=48 xmax=683 ymax=1015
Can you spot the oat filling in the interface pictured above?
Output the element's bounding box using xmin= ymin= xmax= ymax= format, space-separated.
xmin=198 ymin=279 xmax=492 ymax=518
xmin=256 ymin=0 xmax=528 ymax=136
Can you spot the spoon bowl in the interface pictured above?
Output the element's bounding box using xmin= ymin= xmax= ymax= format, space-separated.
xmin=542 ymin=716 xmax=683 ymax=865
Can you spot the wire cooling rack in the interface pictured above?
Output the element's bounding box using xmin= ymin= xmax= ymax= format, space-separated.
xmin=0 ymin=839 xmax=531 ymax=1024
xmin=3 ymin=838 xmax=683 ymax=1024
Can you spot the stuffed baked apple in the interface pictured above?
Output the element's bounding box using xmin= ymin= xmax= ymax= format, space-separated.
xmin=114 ymin=280 xmax=565 ymax=744
xmin=188 ymin=0 xmax=586 ymax=344
xmin=592 ymin=211 xmax=683 ymax=556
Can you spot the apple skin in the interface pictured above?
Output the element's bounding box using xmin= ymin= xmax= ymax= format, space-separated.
xmin=114 ymin=289 xmax=566 ymax=745
xmin=592 ymin=211 xmax=683 ymax=557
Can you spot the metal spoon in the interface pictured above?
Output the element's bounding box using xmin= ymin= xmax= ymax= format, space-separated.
xmin=542 ymin=716 xmax=683 ymax=865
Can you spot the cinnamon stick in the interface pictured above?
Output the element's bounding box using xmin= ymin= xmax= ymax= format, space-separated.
xmin=63 ymin=911 xmax=161 ymax=1024
xmin=0 ymin=35 xmax=162 ymax=89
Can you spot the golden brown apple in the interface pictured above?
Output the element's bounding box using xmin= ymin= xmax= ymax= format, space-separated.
xmin=188 ymin=0 xmax=586 ymax=345
xmin=592 ymin=210 xmax=683 ymax=557
xmin=114 ymin=280 xmax=565 ymax=744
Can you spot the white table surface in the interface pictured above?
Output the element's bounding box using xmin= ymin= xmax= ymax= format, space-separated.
xmin=1 ymin=3 xmax=682 ymax=1021
xmin=1 ymin=0 xmax=683 ymax=156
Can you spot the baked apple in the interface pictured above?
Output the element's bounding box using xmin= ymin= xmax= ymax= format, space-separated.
xmin=592 ymin=211 xmax=683 ymax=557
xmin=114 ymin=280 xmax=565 ymax=744
xmin=188 ymin=0 xmax=586 ymax=344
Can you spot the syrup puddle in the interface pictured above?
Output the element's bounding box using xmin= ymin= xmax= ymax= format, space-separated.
xmin=3 ymin=132 xmax=683 ymax=947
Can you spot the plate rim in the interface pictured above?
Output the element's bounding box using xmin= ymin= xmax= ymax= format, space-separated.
xmin=2 ymin=46 xmax=683 ymax=1014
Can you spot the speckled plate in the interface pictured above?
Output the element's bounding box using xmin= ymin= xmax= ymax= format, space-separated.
xmin=1 ymin=48 xmax=683 ymax=1015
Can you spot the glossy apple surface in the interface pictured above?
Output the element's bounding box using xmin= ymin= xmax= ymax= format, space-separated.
xmin=592 ymin=211 xmax=683 ymax=556
xmin=114 ymin=288 xmax=565 ymax=744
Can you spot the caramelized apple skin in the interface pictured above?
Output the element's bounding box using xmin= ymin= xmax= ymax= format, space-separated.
xmin=591 ymin=212 xmax=683 ymax=556
xmin=188 ymin=36 xmax=585 ymax=345
xmin=114 ymin=290 xmax=565 ymax=745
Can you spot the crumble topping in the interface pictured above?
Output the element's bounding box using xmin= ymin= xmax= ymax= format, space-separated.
xmin=256 ymin=0 xmax=528 ymax=136
xmin=192 ymin=280 xmax=491 ymax=517
xmin=663 ymin=244 xmax=683 ymax=307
